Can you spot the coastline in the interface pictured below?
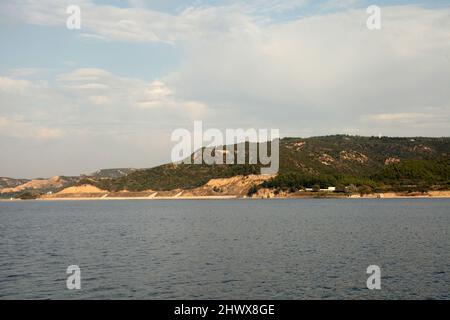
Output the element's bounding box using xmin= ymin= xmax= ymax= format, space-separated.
xmin=1 ymin=191 xmax=450 ymax=202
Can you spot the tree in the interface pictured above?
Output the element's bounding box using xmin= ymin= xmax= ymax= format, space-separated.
xmin=345 ymin=184 xmax=358 ymax=194
xmin=417 ymin=183 xmax=429 ymax=194
xmin=18 ymin=191 xmax=39 ymax=200
xmin=312 ymin=184 xmax=321 ymax=192
xmin=247 ymin=185 xmax=258 ymax=197
xmin=335 ymin=184 xmax=346 ymax=193
xmin=358 ymin=185 xmax=373 ymax=196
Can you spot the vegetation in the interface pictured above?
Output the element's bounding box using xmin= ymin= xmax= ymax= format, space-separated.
xmin=3 ymin=135 xmax=447 ymax=197
xmin=83 ymin=163 xmax=261 ymax=192
xmin=18 ymin=191 xmax=40 ymax=200
xmin=258 ymin=136 xmax=450 ymax=194
xmin=247 ymin=185 xmax=258 ymax=197
xmin=41 ymin=135 xmax=450 ymax=194
xmin=372 ymin=159 xmax=449 ymax=185
xmin=259 ymin=158 xmax=449 ymax=194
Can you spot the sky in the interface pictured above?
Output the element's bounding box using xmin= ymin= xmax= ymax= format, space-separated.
xmin=0 ymin=0 xmax=449 ymax=178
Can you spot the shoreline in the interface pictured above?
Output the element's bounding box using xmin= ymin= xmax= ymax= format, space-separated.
xmin=1 ymin=193 xmax=450 ymax=202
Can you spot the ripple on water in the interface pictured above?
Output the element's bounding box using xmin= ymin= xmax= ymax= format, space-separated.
xmin=0 ymin=199 xmax=449 ymax=299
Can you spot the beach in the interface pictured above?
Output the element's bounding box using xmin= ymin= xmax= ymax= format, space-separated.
xmin=2 ymin=191 xmax=450 ymax=201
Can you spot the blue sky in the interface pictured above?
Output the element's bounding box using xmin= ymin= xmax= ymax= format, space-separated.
xmin=2 ymin=0 xmax=449 ymax=80
xmin=0 ymin=0 xmax=449 ymax=177
xmin=0 ymin=24 xmax=180 ymax=81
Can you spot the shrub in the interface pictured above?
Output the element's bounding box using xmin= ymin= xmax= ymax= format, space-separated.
xmin=358 ymin=185 xmax=373 ymax=196
xmin=18 ymin=191 xmax=39 ymax=200
xmin=247 ymin=185 xmax=258 ymax=197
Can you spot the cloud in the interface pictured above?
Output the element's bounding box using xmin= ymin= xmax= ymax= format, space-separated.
xmin=1 ymin=1 xmax=450 ymax=177
xmin=1 ymin=0 xmax=282 ymax=44
xmin=1 ymin=0 xmax=186 ymax=44
xmin=321 ymin=0 xmax=361 ymax=10
xmin=160 ymin=5 xmax=450 ymax=136
xmin=35 ymin=127 xmax=64 ymax=139
xmin=0 ymin=76 xmax=34 ymax=93
xmin=365 ymin=109 xmax=450 ymax=129
xmin=0 ymin=116 xmax=64 ymax=139
xmin=0 ymin=68 xmax=208 ymax=140
xmin=7 ymin=68 xmax=46 ymax=78
xmin=55 ymin=68 xmax=207 ymax=115
xmin=0 ymin=67 xmax=209 ymax=176
xmin=368 ymin=113 xmax=429 ymax=123
xmin=3 ymin=3 xmax=449 ymax=138
xmin=88 ymin=95 xmax=109 ymax=105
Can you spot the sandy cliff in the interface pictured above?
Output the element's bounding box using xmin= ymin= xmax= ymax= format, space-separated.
xmin=0 ymin=176 xmax=69 ymax=194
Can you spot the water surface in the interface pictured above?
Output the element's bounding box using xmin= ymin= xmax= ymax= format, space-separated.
xmin=0 ymin=199 xmax=449 ymax=299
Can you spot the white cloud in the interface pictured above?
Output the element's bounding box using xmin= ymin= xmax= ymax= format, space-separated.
xmin=35 ymin=127 xmax=64 ymax=139
xmin=0 ymin=68 xmax=209 ymax=142
xmin=0 ymin=67 xmax=209 ymax=178
xmin=68 ymin=83 xmax=110 ymax=91
xmin=0 ymin=76 xmax=34 ymax=93
xmin=159 ymin=5 xmax=450 ymax=136
xmin=0 ymin=116 xmax=64 ymax=140
xmin=1 ymin=0 xmax=186 ymax=44
xmin=1 ymin=1 xmax=450 ymax=177
xmin=1 ymin=0 xmax=276 ymax=44
xmin=244 ymin=0 xmax=310 ymax=14
xmin=368 ymin=113 xmax=429 ymax=122
xmin=5 ymin=3 xmax=448 ymax=136
xmin=365 ymin=109 xmax=450 ymax=130
xmin=321 ymin=0 xmax=361 ymax=10
xmin=88 ymin=95 xmax=110 ymax=105
xmin=7 ymin=68 xmax=45 ymax=78
xmin=55 ymin=68 xmax=207 ymax=115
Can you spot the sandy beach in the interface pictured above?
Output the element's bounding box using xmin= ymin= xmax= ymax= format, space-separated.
xmin=2 ymin=191 xmax=450 ymax=202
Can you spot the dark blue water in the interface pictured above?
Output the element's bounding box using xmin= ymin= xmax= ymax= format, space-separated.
xmin=0 ymin=199 xmax=449 ymax=299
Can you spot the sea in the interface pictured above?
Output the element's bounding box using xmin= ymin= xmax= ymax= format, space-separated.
xmin=0 ymin=199 xmax=449 ymax=299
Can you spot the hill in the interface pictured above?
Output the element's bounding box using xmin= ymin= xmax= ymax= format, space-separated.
xmin=0 ymin=176 xmax=79 ymax=194
xmin=1 ymin=135 xmax=449 ymax=199
xmin=81 ymin=135 xmax=450 ymax=193
xmin=87 ymin=168 xmax=138 ymax=179
xmin=0 ymin=177 xmax=29 ymax=189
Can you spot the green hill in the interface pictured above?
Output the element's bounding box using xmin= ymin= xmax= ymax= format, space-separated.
xmin=82 ymin=135 xmax=450 ymax=193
